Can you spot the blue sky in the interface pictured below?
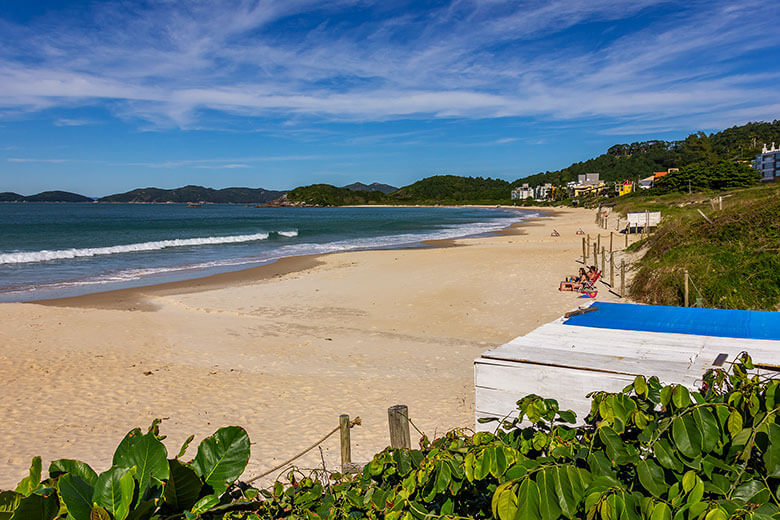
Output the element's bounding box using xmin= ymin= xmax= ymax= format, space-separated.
xmin=0 ymin=0 xmax=778 ymax=196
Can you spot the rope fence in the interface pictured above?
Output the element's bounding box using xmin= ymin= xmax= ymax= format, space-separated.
xmin=245 ymin=404 xmax=414 ymax=485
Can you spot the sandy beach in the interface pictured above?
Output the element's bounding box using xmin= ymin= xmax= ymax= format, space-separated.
xmin=0 ymin=207 xmax=631 ymax=488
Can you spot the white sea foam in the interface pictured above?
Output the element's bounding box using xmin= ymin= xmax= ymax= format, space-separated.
xmin=0 ymin=231 xmax=298 ymax=265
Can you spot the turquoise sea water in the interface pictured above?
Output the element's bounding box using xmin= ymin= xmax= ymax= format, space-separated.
xmin=0 ymin=204 xmax=536 ymax=302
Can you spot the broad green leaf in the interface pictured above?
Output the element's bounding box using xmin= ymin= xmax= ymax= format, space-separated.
xmin=650 ymin=502 xmax=671 ymax=520
xmin=687 ymin=481 xmax=704 ymax=505
xmin=492 ymin=482 xmax=518 ymax=520
xmin=558 ymin=410 xmax=576 ymax=424
xmin=190 ymin=494 xmax=220 ymax=515
xmin=660 ymin=386 xmax=673 ymax=407
xmin=672 ymin=386 xmax=691 ymax=408
xmin=682 ymin=471 xmax=697 ymax=493
xmin=515 ymin=479 xmax=542 ymax=520
xmin=733 ymin=480 xmax=765 ymax=504
xmin=92 ymin=467 xmax=136 ymax=520
xmin=113 ymin=429 xmax=169 ymax=497
xmin=14 ymin=457 xmax=42 ymax=497
xmin=0 ymin=491 xmax=22 ymax=520
xmin=692 ymin=408 xmax=719 ymax=453
xmin=727 ymin=411 xmax=743 ymax=438
xmin=553 ymin=466 xmax=591 ymax=519
xmin=634 ymin=376 xmax=648 ymax=398
xmin=704 ymin=508 xmax=727 ymax=520
xmin=190 ymin=426 xmax=250 ymax=495
xmin=637 ymin=460 xmax=667 ymax=498
xmin=48 ymin=460 xmax=98 ymax=485
xmin=672 ymin=416 xmax=702 ymax=459
xmin=587 ymin=452 xmax=615 ymax=478
xmin=537 ymin=468 xmax=562 ymax=520
xmin=163 ymin=460 xmax=201 ymax=511
xmin=58 ymin=474 xmax=93 ymax=520
xmin=598 ymin=426 xmax=631 ymax=465
xmin=434 ymin=461 xmax=451 ymax=494
xmin=764 ymin=423 xmax=780 ymax=477
xmin=653 ymin=439 xmax=683 ymax=473
xmin=9 ymin=490 xmax=58 ymax=520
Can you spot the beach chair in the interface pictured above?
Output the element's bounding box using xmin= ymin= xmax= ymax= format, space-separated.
xmin=578 ymin=270 xmax=602 ymax=294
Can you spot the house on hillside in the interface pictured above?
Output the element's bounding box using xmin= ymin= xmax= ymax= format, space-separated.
xmin=755 ymin=143 xmax=779 ymax=182
xmin=616 ymin=180 xmax=634 ymax=196
xmin=638 ymin=176 xmax=655 ymax=189
xmin=511 ymin=184 xmax=534 ymax=200
xmin=569 ymin=173 xmax=605 ymax=198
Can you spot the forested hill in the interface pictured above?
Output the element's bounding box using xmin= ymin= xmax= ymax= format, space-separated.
xmin=0 ymin=191 xmax=93 ymax=202
xmin=286 ymin=175 xmax=513 ymax=205
xmin=515 ymin=120 xmax=780 ymax=187
xmin=390 ymin=175 xmax=510 ymax=203
xmin=99 ymin=185 xmax=286 ymax=203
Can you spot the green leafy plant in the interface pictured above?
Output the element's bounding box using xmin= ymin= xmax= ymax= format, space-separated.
xmin=7 ymin=353 xmax=780 ymax=519
xmin=4 ymin=424 xmax=251 ymax=520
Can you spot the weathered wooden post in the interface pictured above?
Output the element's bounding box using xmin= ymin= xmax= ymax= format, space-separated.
xmin=609 ymin=232 xmax=613 ymax=256
xmin=597 ymin=234 xmax=601 ymax=253
xmin=605 ymin=215 xmax=608 ymax=230
xmin=625 ymin=230 xmax=628 ymax=248
xmin=582 ymin=236 xmax=586 ymax=264
xmin=684 ymin=270 xmax=689 ymax=307
xmin=339 ymin=414 xmax=351 ymax=471
xmin=601 ymin=247 xmax=605 ymax=274
xmin=610 ymin=251 xmax=615 ymax=288
xmin=388 ymin=405 xmax=411 ymax=449
xmin=620 ymin=260 xmax=625 ymax=298
xmin=718 ymin=196 xmax=722 ymax=211
xmin=586 ymin=235 xmax=590 ymax=261
xmin=645 ymin=210 xmax=650 ymax=235
xmin=593 ymin=243 xmax=597 ymax=264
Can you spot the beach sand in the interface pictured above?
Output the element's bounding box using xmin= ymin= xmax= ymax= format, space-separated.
xmin=0 ymin=207 xmax=633 ymax=488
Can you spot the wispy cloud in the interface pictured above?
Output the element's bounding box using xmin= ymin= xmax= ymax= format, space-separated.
xmin=54 ymin=118 xmax=91 ymax=126
xmin=8 ymin=157 xmax=71 ymax=163
xmin=0 ymin=0 xmax=776 ymax=133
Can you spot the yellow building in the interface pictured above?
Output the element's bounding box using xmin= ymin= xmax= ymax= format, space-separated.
xmin=617 ymin=180 xmax=633 ymax=196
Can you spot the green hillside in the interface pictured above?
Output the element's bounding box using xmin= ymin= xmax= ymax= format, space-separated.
xmin=516 ymin=120 xmax=780 ymax=187
xmin=390 ymin=175 xmax=511 ymax=204
xmin=285 ymin=184 xmax=389 ymax=206
xmin=99 ymin=185 xmax=285 ymax=203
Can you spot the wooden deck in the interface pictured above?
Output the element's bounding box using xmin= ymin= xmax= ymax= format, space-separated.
xmin=474 ymin=317 xmax=780 ymax=430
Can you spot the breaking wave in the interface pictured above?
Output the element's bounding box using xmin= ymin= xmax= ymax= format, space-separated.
xmin=0 ymin=231 xmax=298 ymax=265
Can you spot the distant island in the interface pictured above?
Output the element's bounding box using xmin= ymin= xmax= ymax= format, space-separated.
xmin=0 ymin=190 xmax=93 ymax=203
xmin=97 ymin=185 xmax=287 ymax=204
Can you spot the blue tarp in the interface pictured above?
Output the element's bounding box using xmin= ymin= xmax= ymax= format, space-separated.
xmin=563 ymin=302 xmax=780 ymax=341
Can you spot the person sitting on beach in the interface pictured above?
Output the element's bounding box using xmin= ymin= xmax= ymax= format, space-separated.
xmin=576 ymin=228 xmax=585 ymax=235
xmin=550 ymin=229 xmax=560 ymax=237
xmin=560 ymin=267 xmax=589 ymax=291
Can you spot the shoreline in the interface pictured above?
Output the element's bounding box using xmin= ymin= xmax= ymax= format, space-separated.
xmin=0 ymin=206 xmax=627 ymax=488
xmin=30 ymin=207 xmax=546 ymax=309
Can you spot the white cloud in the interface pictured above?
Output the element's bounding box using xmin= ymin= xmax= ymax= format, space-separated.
xmin=0 ymin=0 xmax=776 ymax=132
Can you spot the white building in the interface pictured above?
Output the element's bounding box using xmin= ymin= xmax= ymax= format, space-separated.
xmin=511 ymin=183 xmax=534 ymax=200
xmin=755 ymin=143 xmax=779 ymax=182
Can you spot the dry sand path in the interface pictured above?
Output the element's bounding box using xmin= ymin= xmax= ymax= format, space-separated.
xmin=0 ymin=207 xmax=631 ymax=488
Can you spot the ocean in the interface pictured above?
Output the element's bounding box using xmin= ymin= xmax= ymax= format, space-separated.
xmin=0 ymin=203 xmax=537 ymax=302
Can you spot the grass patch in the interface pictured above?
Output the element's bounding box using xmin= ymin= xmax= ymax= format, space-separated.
xmin=625 ymin=183 xmax=780 ymax=310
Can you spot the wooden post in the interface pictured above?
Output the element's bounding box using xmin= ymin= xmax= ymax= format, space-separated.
xmin=718 ymin=196 xmax=722 ymax=211
xmin=581 ymin=237 xmax=586 ymax=264
xmin=586 ymin=235 xmax=590 ymax=261
xmin=388 ymin=405 xmax=411 ymax=450
xmin=339 ymin=414 xmax=351 ymax=471
xmin=601 ymin=247 xmax=605 ymax=274
xmin=684 ymin=270 xmax=689 ymax=307
xmin=645 ymin=210 xmax=650 ymax=235
xmin=605 ymin=215 xmax=608 ymax=230
xmin=597 ymin=234 xmax=601 ymax=253
xmin=609 ymin=232 xmax=613 ymax=256
xmin=620 ymin=260 xmax=625 ymax=298
xmin=610 ymin=251 xmax=615 ymax=288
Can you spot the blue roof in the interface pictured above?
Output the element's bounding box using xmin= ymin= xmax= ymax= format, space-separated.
xmin=563 ymin=302 xmax=780 ymax=341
